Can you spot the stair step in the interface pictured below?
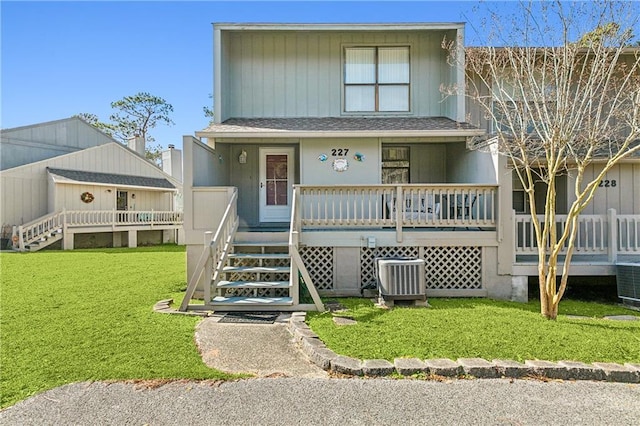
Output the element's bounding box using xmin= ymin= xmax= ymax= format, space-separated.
xmin=233 ymin=241 xmax=288 ymax=247
xmin=217 ymin=280 xmax=290 ymax=289
xmin=211 ymin=296 xmax=293 ymax=306
xmin=223 ymin=266 xmax=290 ymax=274
xmin=228 ymin=253 xmax=290 ymax=260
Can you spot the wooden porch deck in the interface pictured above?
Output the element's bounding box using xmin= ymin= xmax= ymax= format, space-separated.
xmin=13 ymin=209 xmax=183 ymax=251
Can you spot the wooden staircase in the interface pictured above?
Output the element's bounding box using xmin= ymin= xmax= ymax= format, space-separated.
xmin=179 ymin=188 xmax=324 ymax=313
xmin=13 ymin=211 xmax=65 ymax=252
xmin=23 ymin=229 xmax=64 ymax=252
xmin=211 ymin=238 xmax=295 ymax=311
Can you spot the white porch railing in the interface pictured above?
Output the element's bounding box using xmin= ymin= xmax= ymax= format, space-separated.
xmin=180 ymin=188 xmax=238 ymax=311
xmin=64 ymin=210 xmax=184 ymax=227
xmin=13 ymin=211 xmax=65 ymax=250
xmin=13 ymin=209 xmax=183 ymax=251
xmin=289 ymin=187 xmax=325 ymax=311
xmin=296 ymin=184 xmax=497 ymax=241
xmin=514 ymin=209 xmax=640 ymax=262
xmin=618 ymin=215 xmax=640 ymax=253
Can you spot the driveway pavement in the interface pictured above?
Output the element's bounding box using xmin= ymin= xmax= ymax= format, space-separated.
xmin=1 ymin=378 xmax=639 ymax=425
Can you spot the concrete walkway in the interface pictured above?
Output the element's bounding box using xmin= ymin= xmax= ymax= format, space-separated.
xmin=194 ymin=314 xmax=328 ymax=378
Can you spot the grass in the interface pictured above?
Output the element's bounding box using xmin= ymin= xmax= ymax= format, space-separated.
xmin=307 ymin=298 xmax=640 ymax=364
xmin=0 ymin=246 xmax=236 ymax=409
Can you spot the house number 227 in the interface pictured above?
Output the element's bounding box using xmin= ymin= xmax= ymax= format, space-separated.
xmin=331 ymin=148 xmax=349 ymax=156
xmin=598 ymin=179 xmax=617 ymax=188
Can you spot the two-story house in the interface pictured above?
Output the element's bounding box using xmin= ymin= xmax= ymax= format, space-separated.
xmin=180 ymin=23 xmax=520 ymax=312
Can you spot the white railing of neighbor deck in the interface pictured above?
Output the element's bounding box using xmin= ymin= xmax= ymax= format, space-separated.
xmin=64 ymin=210 xmax=183 ymax=227
xmin=14 ymin=209 xmax=183 ymax=251
xmin=514 ymin=209 xmax=640 ymax=262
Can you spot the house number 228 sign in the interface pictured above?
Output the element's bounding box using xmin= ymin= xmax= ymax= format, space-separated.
xmin=598 ymin=179 xmax=617 ymax=188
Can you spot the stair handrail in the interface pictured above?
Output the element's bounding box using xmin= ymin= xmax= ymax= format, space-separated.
xmin=14 ymin=211 xmax=65 ymax=251
xmin=180 ymin=188 xmax=238 ymax=311
xmin=289 ymin=185 xmax=324 ymax=311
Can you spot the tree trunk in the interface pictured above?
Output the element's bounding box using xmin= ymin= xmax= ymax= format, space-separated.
xmin=538 ymin=266 xmax=550 ymax=318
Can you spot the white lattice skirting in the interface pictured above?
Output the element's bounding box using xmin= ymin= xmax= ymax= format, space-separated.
xmin=298 ymin=246 xmax=483 ymax=292
xmin=300 ymin=246 xmax=334 ymax=291
xmin=361 ymin=246 xmax=482 ymax=290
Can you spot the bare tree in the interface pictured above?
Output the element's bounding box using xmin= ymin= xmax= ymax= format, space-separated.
xmin=446 ymin=1 xmax=640 ymax=319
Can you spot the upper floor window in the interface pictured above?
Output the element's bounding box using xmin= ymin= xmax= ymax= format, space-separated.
xmin=344 ymin=47 xmax=410 ymax=112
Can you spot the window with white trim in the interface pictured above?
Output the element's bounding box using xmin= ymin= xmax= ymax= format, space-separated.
xmin=344 ymin=46 xmax=410 ymax=112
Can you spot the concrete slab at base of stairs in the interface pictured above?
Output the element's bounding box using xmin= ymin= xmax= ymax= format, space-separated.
xmin=195 ymin=317 xmax=328 ymax=378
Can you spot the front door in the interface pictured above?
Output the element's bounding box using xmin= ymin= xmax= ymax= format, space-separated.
xmin=259 ymin=147 xmax=295 ymax=222
xmin=116 ymin=190 xmax=128 ymax=211
xmin=116 ymin=190 xmax=128 ymax=222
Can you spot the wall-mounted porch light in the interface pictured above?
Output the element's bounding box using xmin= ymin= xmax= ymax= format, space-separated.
xmin=238 ymin=150 xmax=247 ymax=164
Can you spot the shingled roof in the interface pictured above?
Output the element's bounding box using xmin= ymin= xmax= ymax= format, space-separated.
xmin=47 ymin=168 xmax=176 ymax=189
xmin=198 ymin=116 xmax=483 ymax=137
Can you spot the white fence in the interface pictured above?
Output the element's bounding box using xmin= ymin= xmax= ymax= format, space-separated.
xmin=14 ymin=209 xmax=183 ymax=251
xmin=296 ymin=184 xmax=498 ymax=229
xmin=64 ymin=210 xmax=183 ymax=227
xmin=514 ymin=209 xmax=640 ymax=261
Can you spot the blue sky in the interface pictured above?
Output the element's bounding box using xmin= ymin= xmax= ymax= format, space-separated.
xmin=2 ymin=1 xmax=637 ymax=151
xmin=1 ymin=1 xmax=490 ymax=150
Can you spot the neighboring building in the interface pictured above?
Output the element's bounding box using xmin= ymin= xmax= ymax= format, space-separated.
xmin=180 ymin=23 xmax=640 ymax=312
xmin=465 ymin=49 xmax=640 ymax=279
xmin=1 ymin=118 xmax=183 ymax=250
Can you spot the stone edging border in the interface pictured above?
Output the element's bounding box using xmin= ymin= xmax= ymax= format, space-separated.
xmin=288 ymin=312 xmax=640 ymax=383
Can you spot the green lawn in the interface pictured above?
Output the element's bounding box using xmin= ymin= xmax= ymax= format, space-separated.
xmin=307 ymin=298 xmax=640 ymax=364
xmin=0 ymin=246 xmax=235 ymax=409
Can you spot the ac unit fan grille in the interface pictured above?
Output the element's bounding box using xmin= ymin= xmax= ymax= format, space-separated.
xmin=377 ymin=259 xmax=426 ymax=298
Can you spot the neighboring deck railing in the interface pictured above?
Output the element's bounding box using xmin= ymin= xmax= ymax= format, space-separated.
xmin=64 ymin=210 xmax=183 ymax=227
xmin=296 ymin=184 xmax=498 ymax=242
xmin=514 ymin=209 xmax=640 ymax=262
xmin=180 ymin=188 xmax=238 ymax=311
xmin=13 ymin=209 xmax=183 ymax=251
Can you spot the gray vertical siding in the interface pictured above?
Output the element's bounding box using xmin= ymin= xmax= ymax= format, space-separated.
xmin=220 ymin=30 xmax=456 ymax=121
xmin=1 ymin=118 xmax=114 ymax=170
xmin=572 ymin=163 xmax=640 ymax=215
xmin=192 ymin=142 xmax=229 ymax=187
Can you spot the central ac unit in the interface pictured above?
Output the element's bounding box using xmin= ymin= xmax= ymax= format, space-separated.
xmin=377 ymin=258 xmax=426 ymax=299
xmin=617 ymin=263 xmax=640 ymax=304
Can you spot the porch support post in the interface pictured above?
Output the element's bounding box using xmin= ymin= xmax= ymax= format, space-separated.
xmin=203 ymin=231 xmax=213 ymax=304
xmin=62 ymin=209 xmax=73 ymax=250
xmin=63 ymin=230 xmax=74 ymax=250
xmin=607 ymin=208 xmax=617 ymax=264
xmin=395 ymin=185 xmax=403 ymax=243
xmin=128 ymin=230 xmax=137 ymax=248
xmin=17 ymin=225 xmax=25 ymax=251
xmin=113 ymin=232 xmax=122 ymax=248
xmin=291 ymin=258 xmax=300 ymax=306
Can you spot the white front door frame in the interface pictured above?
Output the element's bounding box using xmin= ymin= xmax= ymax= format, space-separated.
xmin=259 ymin=147 xmax=295 ymax=222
